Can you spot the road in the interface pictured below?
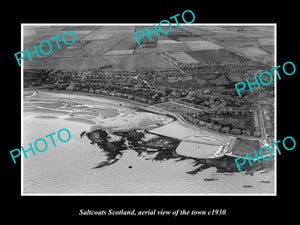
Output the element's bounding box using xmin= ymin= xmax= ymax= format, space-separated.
xmin=258 ymin=106 xmax=268 ymax=145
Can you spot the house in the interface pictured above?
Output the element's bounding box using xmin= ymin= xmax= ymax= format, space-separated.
xmin=231 ymin=128 xmax=242 ymax=135
xmin=221 ymin=126 xmax=230 ymax=133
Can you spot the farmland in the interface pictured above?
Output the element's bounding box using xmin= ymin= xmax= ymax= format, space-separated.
xmin=103 ymin=54 xmax=178 ymax=71
xmin=184 ymin=40 xmax=222 ymax=51
xmin=167 ymin=52 xmax=199 ymax=63
xmin=23 ymin=25 xmax=275 ymax=70
xmin=185 ymin=49 xmax=248 ymax=65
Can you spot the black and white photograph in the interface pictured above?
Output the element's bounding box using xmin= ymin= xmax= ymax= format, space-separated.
xmin=21 ymin=24 xmax=275 ymax=195
xmin=4 ymin=4 xmax=298 ymax=223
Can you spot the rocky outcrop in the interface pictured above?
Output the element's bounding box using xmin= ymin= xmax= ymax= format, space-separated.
xmin=81 ymin=128 xmax=273 ymax=174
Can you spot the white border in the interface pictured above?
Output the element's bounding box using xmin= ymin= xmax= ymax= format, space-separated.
xmin=21 ymin=23 xmax=277 ymax=196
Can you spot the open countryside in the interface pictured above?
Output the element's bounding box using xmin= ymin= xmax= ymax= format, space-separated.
xmin=23 ymin=25 xmax=275 ymax=194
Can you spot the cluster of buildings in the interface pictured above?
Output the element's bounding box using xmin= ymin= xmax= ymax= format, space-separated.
xmin=24 ymin=68 xmax=189 ymax=105
xmin=24 ymin=62 xmax=273 ymax=138
xmin=182 ymin=110 xmax=261 ymax=137
xmin=175 ymin=91 xmax=261 ymax=137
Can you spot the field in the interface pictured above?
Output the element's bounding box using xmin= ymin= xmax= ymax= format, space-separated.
xmin=236 ymin=47 xmax=269 ymax=57
xmin=157 ymin=39 xmax=178 ymax=44
xmin=83 ymin=38 xmax=123 ymax=56
xmin=104 ymin=49 xmax=134 ymax=55
xmin=226 ymin=73 xmax=243 ymax=82
xmin=24 ymin=56 xmax=109 ymax=70
xmin=257 ymin=38 xmax=274 ymax=46
xmin=208 ymin=75 xmax=231 ymax=85
xmin=23 ymin=25 xmax=275 ymax=71
xmin=232 ymin=138 xmax=260 ymax=157
xmin=179 ymin=26 xmax=216 ymax=36
xmin=260 ymin=46 xmax=274 ymax=54
xmin=153 ymin=42 xmax=190 ymax=53
xmin=184 ymin=40 xmax=222 ymax=51
xmin=113 ymin=36 xmax=137 ymax=50
xmin=82 ymin=33 xmax=114 ymax=40
xmin=186 ymin=49 xmax=247 ymax=65
xmin=167 ymin=52 xmax=199 ymax=63
xmin=103 ymin=54 xmax=178 ymax=71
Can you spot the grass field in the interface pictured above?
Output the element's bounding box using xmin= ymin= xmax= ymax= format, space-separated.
xmin=257 ymin=38 xmax=274 ymax=46
xmin=179 ymin=26 xmax=216 ymax=36
xmin=155 ymin=42 xmax=190 ymax=52
xmin=60 ymin=26 xmax=102 ymax=31
xmin=104 ymin=49 xmax=134 ymax=56
xmin=24 ymin=56 xmax=109 ymax=70
xmin=23 ymin=25 xmax=274 ymax=71
xmin=82 ymin=33 xmax=115 ymax=40
xmin=168 ymin=52 xmax=199 ymax=63
xmin=184 ymin=40 xmax=222 ymax=51
xmin=103 ymin=54 xmax=177 ymax=71
xmin=208 ymin=75 xmax=231 ymax=85
xmin=236 ymin=47 xmax=269 ymax=57
xmin=260 ymin=46 xmax=274 ymax=55
xmin=226 ymin=73 xmax=243 ymax=83
xmin=186 ymin=49 xmax=247 ymax=64
xmin=113 ymin=36 xmax=137 ymax=50
xmin=83 ymin=38 xmax=123 ymax=56
xmin=232 ymin=138 xmax=260 ymax=157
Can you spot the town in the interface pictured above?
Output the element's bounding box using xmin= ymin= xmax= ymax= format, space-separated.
xmin=23 ymin=60 xmax=274 ymax=139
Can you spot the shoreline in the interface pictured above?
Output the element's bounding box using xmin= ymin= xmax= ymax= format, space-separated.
xmin=24 ymin=88 xmax=179 ymax=120
xmin=24 ymin=88 xmax=269 ymax=141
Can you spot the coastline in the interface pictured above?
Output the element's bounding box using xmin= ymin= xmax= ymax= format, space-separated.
xmin=22 ymin=89 xmax=275 ymax=194
xmin=24 ymin=88 xmax=236 ymax=138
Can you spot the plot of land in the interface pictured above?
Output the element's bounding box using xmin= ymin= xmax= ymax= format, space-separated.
xmin=184 ymin=41 xmax=223 ymax=51
xmin=155 ymin=42 xmax=190 ymax=53
xmin=98 ymin=26 xmax=135 ymax=34
xmin=50 ymin=48 xmax=86 ymax=58
xmin=236 ymin=47 xmax=269 ymax=57
xmin=208 ymin=75 xmax=231 ymax=85
xmin=60 ymin=26 xmax=101 ymax=31
xmin=83 ymin=38 xmax=123 ymax=56
xmin=186 ymin=49 xmax=247 ymax=64
xmin=81 ymin=33 xmax=115 ymax=40
xmin=231 ymin=138 xmax=260 ymax=157
xmin=260 ymin=46 xmax=274 ymax=55
xmin=24 ymin=56 xmax=109 ymax=70
xmin=68 ymin=30 xmax=93 ymax=35
xmin=257 ymin=38 xmax=274 ymax=46
xmin=113 ymin=36 xmax=137 ymax=50
xmin=135 ymin=42 xmax=190 ymax=53
xmin=23 ymin=25 xmax=274 ymax=71
xmin=104 ymin=49 xmax=134 ymax=55
xmin=176 ymin=141 xmax=220 ymax=158
xmin=157 ymin=39 xmax=178 ymax=44
xmin=180 ymin=26 xmax=216 ymax=36
xmin=167 ymin=52 xmax=199 ymax=63
xmin=103 ymin=54 xmax=177 ymax=71
xmin=226 ymin=73 xmax=243 ymax=83
xmin=199 ymin=26 xmax=272 ymax=38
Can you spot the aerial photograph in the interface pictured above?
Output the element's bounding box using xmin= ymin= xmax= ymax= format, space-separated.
xmin=22 ymin=24 xmax=275 ymax=195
